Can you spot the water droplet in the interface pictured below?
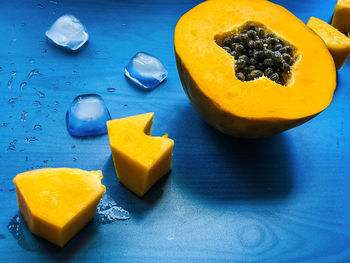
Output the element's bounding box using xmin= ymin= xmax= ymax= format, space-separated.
xmin=72 ymin=157 xmax=77 ymax=162
xmin=97 ymin=195 xmax=130 ymax=223
xmin=8 ymin=213 xmax=42 ymax=251
xmin=11 ymin=71 xmax=16 ymax=76
xmin=36 ymin=91 xmax=45 ymax=98
xmin=65 ymin=81 xmax=71 ymax=85
xmin=43 ymin=160 xmax=48 ymax=163
xmin=7 ymin=139 xmax=17 ymax=151
xmin=8 ymin=214 xmax=21 ymax=239
xmin=0 ymin=66 xmax=2 ymax=72
xmin=33 ymin=100 xmax=42 ymax=107
xmin=7 ymin=76 xmax=14 ymax=89
xmin=20 ymin=82 xmax=27 ymax=91
xmin=107 ymin=88 xmax=115 ymax=92
xmin=28 ymin=59 xmax=35 ymax=64
xmin=72 ymin=70 xmax=77 ymax=75
xmin=0 ymin=123 xmax=8 ymax=127
xmin=49 ymin=0 xmax=58 ymax=4
xmin=37 ymin=3 xmax=44 ymax=8
xmin=54 ymin=100 xmax=59 ymax=105
xmin=21 ymin=111 xmax=28 ymax=122
xmin=21 ymin=22 xmax=26 ymax=27
xmin=71 ymin=145 xmax=76 ymax=149
xmin=8 ymin=96 xmax=21 ymax=103
xmin=24 ymin=137 xmax=38 ymax=144
xmin=42 ymin=48 xmax=47 ymax=53
xmin=33 ymin=124 xmax=42 ymax=131
xmin=27 ymin=69 xmax=43 ymax=79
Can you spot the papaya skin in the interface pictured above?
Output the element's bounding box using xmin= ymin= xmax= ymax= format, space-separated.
xmin=174 ymin=0 xmax=336 ymax=138
xmin=176 ymin=55 xmax=315 ymax=138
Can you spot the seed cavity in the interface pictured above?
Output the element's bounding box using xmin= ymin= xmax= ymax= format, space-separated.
xmin=217 ymin=22 xmax=297 ymax=86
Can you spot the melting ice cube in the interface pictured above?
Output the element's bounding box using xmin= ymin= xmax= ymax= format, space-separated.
xmin=124 ymin=52 xmax=168 ymax=89
xmin=46 ymin=14 xmax=88 ymax=51
xmin=66 ymin=94 xmax=111 ymax=136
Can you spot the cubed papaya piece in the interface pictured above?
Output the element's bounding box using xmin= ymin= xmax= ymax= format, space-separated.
xmin=332 ymin=0 xmax=350 ymax=33
xmin=107 ymin=113 xmax=174 ymax=197
xmin=308 ymin=16 xmax=350 ymax=70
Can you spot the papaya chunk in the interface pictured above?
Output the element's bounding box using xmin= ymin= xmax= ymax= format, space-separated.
xmin=332 ymin=0 xmax=350 ymax=33
xmin=308 ymin=16 xmax=350 ymax=70
xmin=107 ymin=113 xmax=174 ymax=196
xmin=13 ymin=168 xmax=105 ymax=247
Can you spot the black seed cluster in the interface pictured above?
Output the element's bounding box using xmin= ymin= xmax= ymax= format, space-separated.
xmin=221 ymin=23 xmax=295 ymax=85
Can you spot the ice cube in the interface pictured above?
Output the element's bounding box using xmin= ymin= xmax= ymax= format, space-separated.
xmin=124 ymin=52 xmax=168 ymax=90
xmin=66 ymin=94 xmax=111 ymax=136
xmin=46 ymin=14 xmax=88 ymax=51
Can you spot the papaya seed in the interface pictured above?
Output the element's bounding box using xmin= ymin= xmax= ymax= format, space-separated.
xmin=220 ymin=22 xmax=295 ymax=85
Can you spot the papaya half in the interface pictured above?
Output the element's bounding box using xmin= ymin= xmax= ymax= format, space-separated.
xmin=174 ymin=0 xmax=336 ymax=138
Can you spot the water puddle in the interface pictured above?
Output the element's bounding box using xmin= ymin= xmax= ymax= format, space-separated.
xmin=8 ymin=213 xmax=39 ymax=251
xmin=96 ymin=195 xmax=130 ymax=223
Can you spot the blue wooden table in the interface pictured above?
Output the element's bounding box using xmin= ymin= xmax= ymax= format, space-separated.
xmin=1 ymin=0 xmax=350 ymax=262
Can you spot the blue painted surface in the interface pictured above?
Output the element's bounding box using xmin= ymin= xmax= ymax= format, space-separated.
xmin=1 ymin=0 xmax=349 ymax=262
